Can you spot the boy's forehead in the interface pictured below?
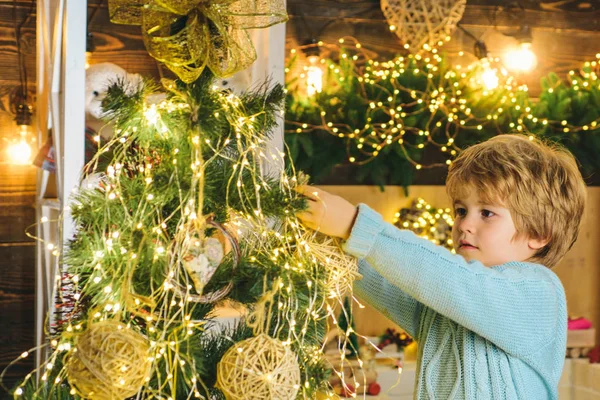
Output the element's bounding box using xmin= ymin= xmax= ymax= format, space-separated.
xmin=450 ymin=184 xmax=504 ymax=206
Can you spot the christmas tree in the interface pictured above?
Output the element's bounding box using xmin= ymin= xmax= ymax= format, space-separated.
xmin=7 ymin=69 xmax=359 ymax=400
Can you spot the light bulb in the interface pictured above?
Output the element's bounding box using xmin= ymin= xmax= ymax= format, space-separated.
xmin=504 ymin=42 xmax=537 ymax=73
xmin=18 ymin=123 xmax=33 ymax=136
xmin=307 ymin=55 xmax=320 ymax=65
xmin=306 ymin=66 xmax=323 ymax=97
xmin=480 ymin=58 xmax=499 ymax=90
xmin=481 ymin=67 xmax=499 ymax=90
xmin=7 ymin=139 xmax=32 ymax=165
xmin=85 ymin=51 xmax=92 ymax=69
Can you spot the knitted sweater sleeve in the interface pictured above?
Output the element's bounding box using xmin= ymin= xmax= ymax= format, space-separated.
xmin=342 ymin=204 xmax=564 ymax=356
xmin=354 ymin=258 xmax=424 ymax=340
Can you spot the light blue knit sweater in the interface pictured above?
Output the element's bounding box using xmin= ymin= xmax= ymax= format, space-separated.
xmin=342 ymin=204 xmax=567 ymax=400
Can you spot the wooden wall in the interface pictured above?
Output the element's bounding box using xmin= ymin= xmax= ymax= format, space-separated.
xmin=0 ymin=0 xmax=39 ymax=393
xmin=287 ymin=1 xmax=600 ymax=96
xmin=321 ymin=185 xmax=600 ymax=348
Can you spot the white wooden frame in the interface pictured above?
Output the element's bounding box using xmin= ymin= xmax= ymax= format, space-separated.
xmin=35 ymin=0 xmax=86 ymax=370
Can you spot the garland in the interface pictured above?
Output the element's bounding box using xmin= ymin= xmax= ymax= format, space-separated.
xmin=284 ymin=39 xmax=600 ymax=187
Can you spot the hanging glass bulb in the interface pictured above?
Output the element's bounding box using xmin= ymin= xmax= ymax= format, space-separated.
xmin=481 ymin=60 xmax=499 ymax=90
xmin=504 ymin=26 xmax=537 ymax=73
xmin=472 ymin=41 xmax=499 ymax=90
xmin=85 ymin=32 xmax=95 ymax=69
xmin=7 ymin=103 xmax=34 ymax=165
xmin=306 ymin=59 xmax=323 ymax=97
xmin=303 ymin=40 xmax=323 ymax=97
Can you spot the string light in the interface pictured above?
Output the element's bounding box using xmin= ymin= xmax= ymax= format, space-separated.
xmin=394 ymin=198 xmax=454 ymax=251
xmin=480 ymin=59 xmax=499 ymax=91
xmin=286 ymin=36 xmax=600 ymax=173
xmin=504 ymin=26 xmax=537 ymax=73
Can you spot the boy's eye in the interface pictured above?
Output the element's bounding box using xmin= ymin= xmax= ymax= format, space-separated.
xmin=455 ymin=207 xmax=466 ymax=217
xmin=481 ymin=209 xmax=495 ymax=218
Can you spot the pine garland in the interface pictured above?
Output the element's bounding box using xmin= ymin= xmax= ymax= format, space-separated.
xmin=285 ymin=40 xmax=600 ymax=188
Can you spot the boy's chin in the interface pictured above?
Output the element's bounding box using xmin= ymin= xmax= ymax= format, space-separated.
xmin=457 ymin=251 xmax=490 ymax=266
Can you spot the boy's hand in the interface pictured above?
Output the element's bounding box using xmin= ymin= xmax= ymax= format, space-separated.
xmin=296 ymin=186 xmax=358 ymax=240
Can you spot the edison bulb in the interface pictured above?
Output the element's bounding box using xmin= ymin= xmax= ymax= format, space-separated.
xmin=306 ymin=66 xmax=323 ymax=97
xmin=504 ymin=43 xmax=537 ymax=73
xmin=481 ymin=66 xmax=499 ymax=90
xmin=8 ymin=139 xmax=32 ymax=165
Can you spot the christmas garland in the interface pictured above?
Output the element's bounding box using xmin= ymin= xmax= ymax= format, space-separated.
xmin=284 ymin=39 xmax=600 ymax=187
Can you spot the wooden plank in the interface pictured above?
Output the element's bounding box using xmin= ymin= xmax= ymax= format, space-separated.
xmin=85 ymin=1 xmax=160 ymax=78
xmin=0 ymin=244 xmax=35 ymax=394
xmin=0 ymin=205 xmax=35 ymax=243
xmin=460 ymin=5 xmax=600 ymax=32
xmin=287 ymin=2 xmax=600 ymax=33
xmin=0 ymin=165 xmax=37 ymax=194
xmin=0 ymin=1 xmax=37 ymax=83
xmin=287 ymin=2 xmax=600 ymax=95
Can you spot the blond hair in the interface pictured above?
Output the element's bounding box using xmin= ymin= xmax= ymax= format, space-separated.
xmin=446 ymin=134 xmax=586 ymax=268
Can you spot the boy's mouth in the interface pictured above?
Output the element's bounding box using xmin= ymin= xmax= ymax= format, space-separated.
xmin=459 ymin=240 xmax=478 ymax=250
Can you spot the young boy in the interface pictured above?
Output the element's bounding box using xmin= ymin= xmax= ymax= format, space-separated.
xmin=297 ymin=134 xmax=586 ymax=399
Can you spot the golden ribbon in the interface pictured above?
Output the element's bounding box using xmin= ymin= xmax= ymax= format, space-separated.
xmin=108 ymin=0 xmax=288 ymax=83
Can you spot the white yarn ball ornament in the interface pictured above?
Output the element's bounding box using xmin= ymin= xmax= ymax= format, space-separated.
xmin=216 ymin=334 xmax=301 ymax=400
xmin=381 ymin=0 xmax=467 ymax=50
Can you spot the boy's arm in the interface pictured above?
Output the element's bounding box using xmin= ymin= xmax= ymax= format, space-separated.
xmin=354 ymin=258 xmax=423 ymax=341
xmin=343 ymin=204 xmax=566 ymax=357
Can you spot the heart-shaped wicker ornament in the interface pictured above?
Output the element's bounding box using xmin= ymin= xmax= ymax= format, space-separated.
xmin=381 ymin=0 xmax=467 ymax=51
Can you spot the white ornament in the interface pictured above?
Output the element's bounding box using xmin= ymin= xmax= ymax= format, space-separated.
xmin=182 ymin=236 xmax=225 ymax=293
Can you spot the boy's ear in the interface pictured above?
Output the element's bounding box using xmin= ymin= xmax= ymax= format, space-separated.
xmin=528 ymin=237 xmax=549 ymax=250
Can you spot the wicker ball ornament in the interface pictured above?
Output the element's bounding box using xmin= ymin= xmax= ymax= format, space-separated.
xmin=216 ymin=334 xmax=301 ymax=400
xmin=66 ymin=320 xmax=151 ymax=400
xmin=381 ymin=0 xmax=467 ymax=50
xmin=303 ymin=236 xmax=359 ymax=297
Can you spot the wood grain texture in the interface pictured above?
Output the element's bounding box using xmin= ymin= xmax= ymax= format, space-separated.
xmin=0 ymin=244 xmax=35 ymax=395
xmin=287 ymin=1 xmax=600 ymax=95
xmin=86 ymin=0 xmax=161 ymax=79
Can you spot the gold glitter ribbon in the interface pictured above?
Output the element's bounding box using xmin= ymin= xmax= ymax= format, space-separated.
xmin=109 ymin=0 xmax=288 ymax=82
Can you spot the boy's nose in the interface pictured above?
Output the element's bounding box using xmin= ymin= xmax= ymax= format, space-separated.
xmin=458 ymin=216 xmax=476 ymax=234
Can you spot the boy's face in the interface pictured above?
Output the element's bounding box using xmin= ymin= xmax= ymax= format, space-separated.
xmin=451 ymin=189 xmax=542 ymax=267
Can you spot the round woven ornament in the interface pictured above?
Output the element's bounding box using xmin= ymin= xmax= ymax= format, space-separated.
xmin=66 ymin=320 xmax=151 ymax=399
xmin=216 ymin=334 xmax=301 ymax=400
xmin=302 ymin=236 xmax=360 ymax=297
xmin=381 ymin=0 xmax=467 ymax=50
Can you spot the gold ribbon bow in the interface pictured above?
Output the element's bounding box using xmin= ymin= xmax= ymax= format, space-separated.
xmin=109 ymin=0 xmax=288 ymax=83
